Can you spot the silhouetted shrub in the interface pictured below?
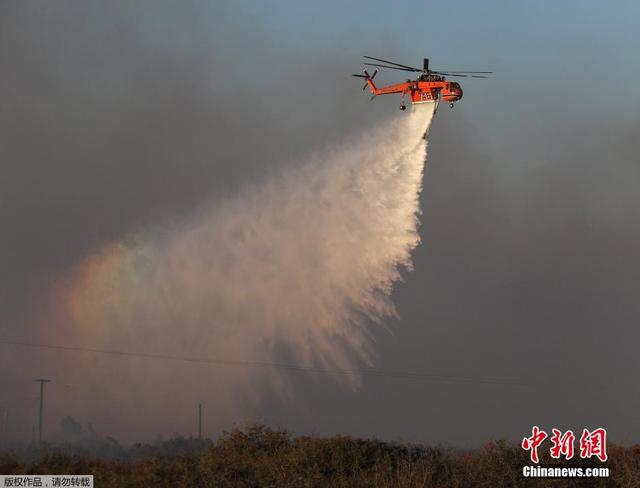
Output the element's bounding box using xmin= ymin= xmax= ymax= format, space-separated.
xmin=0 ymin=425 xmax=636 ymax=487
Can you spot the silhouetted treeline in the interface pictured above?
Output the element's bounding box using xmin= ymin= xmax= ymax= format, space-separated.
xmin=0 ymin=416 xmax=213 ymax=462
xmin=1 ymin=424 xmax=638 ymax=487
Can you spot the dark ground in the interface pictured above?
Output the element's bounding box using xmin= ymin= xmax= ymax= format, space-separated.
xmin=1 ymin=424 xmax=637 ymax=487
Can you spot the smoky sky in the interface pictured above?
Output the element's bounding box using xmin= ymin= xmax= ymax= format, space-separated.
xmin=0 ymin=1 xmax=393 ymax=326
xmin=1 ymin=1 xmax=639 ymax=446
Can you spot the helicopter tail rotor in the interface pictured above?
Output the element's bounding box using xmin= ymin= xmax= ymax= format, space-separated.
xmin=352 ymin=68 xmax=378 ymax=91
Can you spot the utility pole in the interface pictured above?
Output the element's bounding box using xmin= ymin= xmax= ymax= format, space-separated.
xmin=34 ymin=379 xmax=50 ymax=445
xmin=198 ymin=403 xmax=202 ymax=439
xmin=0 ymin=409 xmax=6 ymax=446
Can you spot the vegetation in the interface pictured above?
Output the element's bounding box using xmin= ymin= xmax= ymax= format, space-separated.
xmin=1 ymin=424 xmax=638 ymax=487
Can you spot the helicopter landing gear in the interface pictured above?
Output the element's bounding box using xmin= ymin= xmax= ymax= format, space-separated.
xmin=399 ymin=104 xmax=406 ymax=111
xmin=449 ymin=103 xmax=455 ymax=108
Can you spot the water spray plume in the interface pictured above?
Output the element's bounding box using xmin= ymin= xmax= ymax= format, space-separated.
xmin=49 ymin=105 xmax=436 ymax=434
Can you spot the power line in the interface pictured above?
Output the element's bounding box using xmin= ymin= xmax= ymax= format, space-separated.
xmin=0 ymin=395 xmax=39 ymax=408
xmin=0 ymin=339 xmax=532 ymax=387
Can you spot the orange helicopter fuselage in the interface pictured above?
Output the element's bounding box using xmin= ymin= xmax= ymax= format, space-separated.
xmin=368 ymin=77 xmax=463 ymax=105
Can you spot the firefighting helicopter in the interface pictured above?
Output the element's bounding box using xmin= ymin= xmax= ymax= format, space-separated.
xmin=353 ymin=55 xmax=491 ymax=111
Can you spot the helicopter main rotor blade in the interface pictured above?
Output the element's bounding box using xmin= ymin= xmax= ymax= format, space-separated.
xmin=436 ymin=72 xmax=492 ymax=79
xmin=364 ymin=62 xmax=418 ymax=72
xmin=434 ymin=71 xmax=493 ymax=74
xmin=363 ymin=56 xmax=420 ymax=71
xmin=436 ymin=72 xmax=469 ymax=78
